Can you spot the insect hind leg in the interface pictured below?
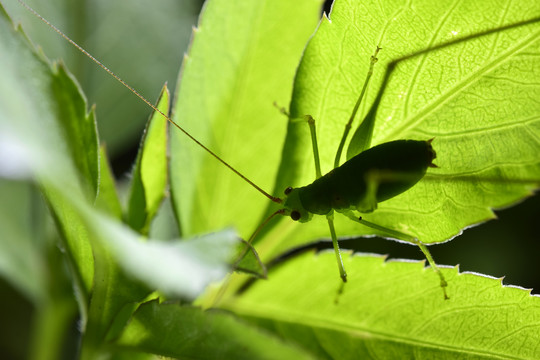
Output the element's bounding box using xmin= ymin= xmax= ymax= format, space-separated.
xmin=341 ymin=211 xmax=449 ymax=300
xmin=334 ymin=46 xmax=381 ymax=167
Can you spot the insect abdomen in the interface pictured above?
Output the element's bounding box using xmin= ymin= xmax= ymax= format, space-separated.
xmin=298 ymin=140 xmax=436 ymax=215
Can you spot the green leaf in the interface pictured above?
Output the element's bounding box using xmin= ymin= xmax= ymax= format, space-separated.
xmin=170 ymin=0 xmax=323 ymax=237
xmin=126 ymin=85 xmax=169 ymax=234
xmin=0 ymin=5 xmax=98 ymax=192
xmin=0 ymin=179 xmax=46 ymax=303
xmin=95 ymin=145 xmax=123 ymax=219
xmin=226 ymin=251 xmax=540 ymax=359
xmin=234 ymin=239 xmax=267 ymax=279
xmin=0 ymin=180 xmax=78 ymax=360
xmin=50 ymin=66 xmax=100 ymax=197
xmin=90 ymin=221 xmax=239 ymax=300
xmin=263 ymin=0 xmax=540 ymax=258
xmin=2 ymin=0 xmax=204 ymax=155
xmin=0 ymin=4 xmax=240 ymax=357
xmin=0 ymin=2 xmax=97 ymax=306
xmin=43 ymin=179 xmax=239 ymax=358
xmin=115 ymin=300 xmax=314 ymax=360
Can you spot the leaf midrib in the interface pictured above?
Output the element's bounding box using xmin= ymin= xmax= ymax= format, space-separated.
xmin=229 ymin=306 xmax=524 ymax=359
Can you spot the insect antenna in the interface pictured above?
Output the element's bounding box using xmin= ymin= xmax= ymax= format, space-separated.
xmin=247 ymin=209 xmax=287 ymax=246
xmin=17 ymin=0 xmax=282 ymax=205
xmin=232 ymin=208 xmax=287 ymax=277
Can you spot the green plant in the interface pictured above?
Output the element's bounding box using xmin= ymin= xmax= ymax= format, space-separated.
xmin=0 ymin=0 xmax=539 ymax=359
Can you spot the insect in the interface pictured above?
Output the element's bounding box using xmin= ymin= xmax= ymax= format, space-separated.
xmin=227 ymin=46 xmax=449 ymax=300
xmin=17 ymin=0 xmax=539 ymax=300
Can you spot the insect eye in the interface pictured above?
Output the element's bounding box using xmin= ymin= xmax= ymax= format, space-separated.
xmin=290 ymin=210 xmax=301 ymax=221
xmin=284 ymin=187 xmax=293 ymax=195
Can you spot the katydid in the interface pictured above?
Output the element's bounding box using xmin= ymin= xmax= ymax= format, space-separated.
xmin=18 ymin=0 xmax=539 ymax=301
xmin=232 ymin=46 xmax=450 ymax=299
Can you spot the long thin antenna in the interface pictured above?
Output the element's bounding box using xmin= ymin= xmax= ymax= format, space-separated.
xmin=18 ymin=0 xmax=282 ymax=204
xmin=233 ymin=209 xmax=286 ymax=278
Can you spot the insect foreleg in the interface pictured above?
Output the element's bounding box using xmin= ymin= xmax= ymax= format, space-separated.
xmin=341 ymin=211 xmax=449 ymax=300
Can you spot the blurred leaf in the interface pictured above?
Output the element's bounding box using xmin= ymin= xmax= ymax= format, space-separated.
xmin=47 ymin=191 xmax=239 ymax=358
xmin=115 ymin=300 xmax=314 ymax=360
xmin=2 ymin=0 xmax=204 ymax=154
xmin=227 ymin=251 xmax=540 ymax=359
xmin=41 ymin=162 xmax=239 ymax=357
xmin=0 ymin=6 xmax=100 ymax=357
xmin=50 ymin=66 xmax=99 ymax=197
xmin=0 ymin=4 xmax=240 ymax=357
xmin=90 ymin=218 xmax=238 ymax=300
xmin=170 ymin=0 xmax=323 ymax=237
xmin=263 ymin=0 xmax=540 ymax=258
xmin=77 ymin=205 xmax=238 ymax=358
xmin=127 ymin=86 xmax=169 ymax=234
xmin=96 ymin=145 xmax=123 ymax=218
xmin=0 ymin=179 xmax=45 ymax=303
xmin=0 ymin=3 xmax=97 ymax=313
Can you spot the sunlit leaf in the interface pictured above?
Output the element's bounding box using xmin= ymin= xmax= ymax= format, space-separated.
xmin=264 ymin=0 xmax=540 ymax=257
xmin=227 ymin=251 xmax=540 ymax=359
xmin=126 ymin=86 xmax=169 ymax=234
xmin=170 ymin=0 xmax=323 ymax=238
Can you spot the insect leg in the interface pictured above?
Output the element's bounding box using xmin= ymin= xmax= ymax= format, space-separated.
xmin=334 ymin=46 xmax=381 ymax=167
xmin=302 ymin=115 xmax=322 ymax=179
xmin=341 ymin=211 xmax=449 ymax=300
xmin=301 ymin=116 xmax=348 ymax=283
xmin=363 ymin=170 xmax=381 ymax=212
xmin=272 ymin=102 xmax=289 ymax=116
xmin=284 ymin=113 xmax=323 ymax=179
xmin=327 ymin=211 xmax=347 ymax=283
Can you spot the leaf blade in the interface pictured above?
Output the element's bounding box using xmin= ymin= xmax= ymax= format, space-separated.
xmin=169 ymin=0 xmax=323 ymax=238
xmin=126 ymin=85 xmax=169 ymax=234
xmin=227 ymin=251 xmax=540 ymax=359
xmin=116 ymin=300 xmax=315 ymax=360
xmin=264 ymin=0 xmax=540 ymax=259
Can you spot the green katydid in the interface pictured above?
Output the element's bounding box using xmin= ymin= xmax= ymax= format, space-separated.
xmin=17 ymin=0 xmax=539 ymax=301
xmin=232 ymin=46 xmax=450 ymax=299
